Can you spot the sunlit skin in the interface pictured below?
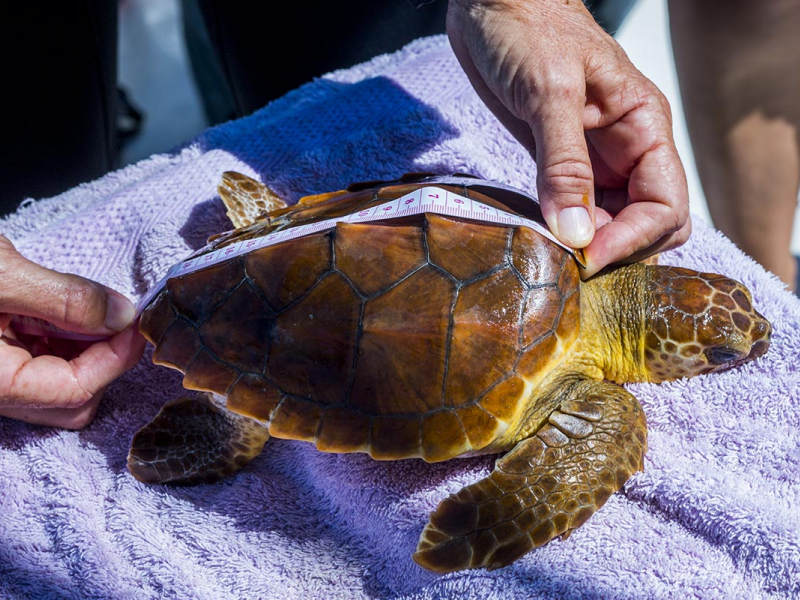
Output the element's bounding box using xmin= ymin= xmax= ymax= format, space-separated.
xmin=447 ymin=0 xmax=691 ymax=277
xmin=0 ymin=235 xmax=145 ymax=428
xmin=669 ymin=0 xmax=800 ymax=290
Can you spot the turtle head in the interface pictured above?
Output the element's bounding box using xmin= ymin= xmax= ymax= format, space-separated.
xmin=643 ymin=266 xmax=771 ymax=383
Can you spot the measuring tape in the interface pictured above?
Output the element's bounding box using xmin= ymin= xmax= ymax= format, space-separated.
xmin=10 ymin=179 xmax=581 ymax=341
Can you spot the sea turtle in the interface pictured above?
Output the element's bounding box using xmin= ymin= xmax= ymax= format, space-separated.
xmin=129 ymin=172 xmax=771 ymax=572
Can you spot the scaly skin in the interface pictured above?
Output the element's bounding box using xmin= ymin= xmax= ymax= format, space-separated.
xmin=128 ymin=395 xmax=270 ymax=485
xmin=413 ymin=264 xmax=771 ymax=572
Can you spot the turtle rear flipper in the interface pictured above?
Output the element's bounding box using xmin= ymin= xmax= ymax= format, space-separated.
xmin=413 ymin=380 xmax=647 ymax=572
xmin=219 ymin=171 xmax=287 ymax=228
xmin=127 ymin=395 xmax=270 ymax=485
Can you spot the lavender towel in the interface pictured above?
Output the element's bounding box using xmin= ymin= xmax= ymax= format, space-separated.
xmin=1 ymin=36 xmax=799 ymax=600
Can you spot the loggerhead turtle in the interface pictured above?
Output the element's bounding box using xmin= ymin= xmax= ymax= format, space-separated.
xmin=129 ymin=172 xmax=771 ymax=572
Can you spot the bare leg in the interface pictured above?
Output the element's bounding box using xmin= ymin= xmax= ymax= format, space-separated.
xmin=669 ymin=0 xmax=800 ymax=289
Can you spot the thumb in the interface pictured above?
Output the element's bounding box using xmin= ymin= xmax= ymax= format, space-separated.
xmin=530 ymin=82 xmax=596 ymax=249
xmin=0 ymin=237 xmax=135 ymax=335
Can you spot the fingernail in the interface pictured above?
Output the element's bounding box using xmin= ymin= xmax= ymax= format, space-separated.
xmin=105 ymin=294 xmax=136 ymax=332
xmin=557 ymin=206 xmax=594 ymax=247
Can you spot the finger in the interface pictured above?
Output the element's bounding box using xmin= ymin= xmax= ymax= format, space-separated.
xmin=527 ymin=72 xmax=596 ymax=248
xmin=582 ymin=208 xmax=692 ymax=277
xmin=0 ymin=326 xmax=146 ymax=410
xmin=0 ymin=389 xmax=105 ymax=430
xmin=0 ymin=332 xmax=26 ymax=351
xmin=0 ymin=239 xmax=135 ymax=336
xmin=0 ymin=313 xmax=13 ymax=335
xmin=584 ymin=111 xmax=691 ymax=276
xmin=593 ymin=205 xmax=615 ymax=230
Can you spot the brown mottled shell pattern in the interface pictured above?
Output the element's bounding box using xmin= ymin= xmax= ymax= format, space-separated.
xmin=139 ymin=183 xmax=580 ymax=462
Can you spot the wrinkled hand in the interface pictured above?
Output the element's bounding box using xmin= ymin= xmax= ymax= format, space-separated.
xmin=447 ymin=0 xmax=690 ymax=276
xmin=0 ymin=235 xmax=145 ymax=429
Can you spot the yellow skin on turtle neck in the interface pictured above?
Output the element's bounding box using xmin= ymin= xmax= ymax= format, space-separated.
xmin=495 ymin=262 xmax=771 ymax=451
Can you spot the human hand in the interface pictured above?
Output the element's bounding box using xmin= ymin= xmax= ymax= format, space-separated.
xmin=0 ymin=235 xmax=145 ymax=429
xmin=447 ymin=0 xmax=690 ymax=276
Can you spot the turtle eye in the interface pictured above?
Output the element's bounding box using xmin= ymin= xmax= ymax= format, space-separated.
xmin=705 ymin=346 xmax=741 ymax=365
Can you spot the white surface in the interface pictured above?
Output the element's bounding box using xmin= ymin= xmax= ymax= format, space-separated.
xmin=118 ymin=0 xmax=207 ymax=166
xmin=118 ymin=0 xmax=800 ymax=254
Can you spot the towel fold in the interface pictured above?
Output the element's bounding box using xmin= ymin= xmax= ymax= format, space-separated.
xmin=1 ymin=36 xmax=798 ymax=599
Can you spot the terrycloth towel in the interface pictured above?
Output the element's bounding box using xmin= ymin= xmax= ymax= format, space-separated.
xmin=1 ymin=36 xmax=799 ymax=600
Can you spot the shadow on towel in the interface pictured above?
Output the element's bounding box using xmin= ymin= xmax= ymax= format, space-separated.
xmin=196 ymin=76 xmax=461 ymax=204
xmin=126 ymin=74 xmax=459 ymax=302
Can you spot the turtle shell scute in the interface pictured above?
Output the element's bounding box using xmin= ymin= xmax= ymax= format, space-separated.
xmin=350 ymin=267 xmax=455 ymax=415
xmin=426 ymin=214 xmax=509 ymax=282
xmin=334 ymin=221 xmax=426 ymax=296
xmin=268 ymin=272 xmax=361 ymax=405
xmin=445 ymin=268 xmax=525 ymax=403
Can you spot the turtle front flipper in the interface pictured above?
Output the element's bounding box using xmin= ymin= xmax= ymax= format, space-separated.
xmin=413 ymin=380 xmax=647 ymax=572
xmin=127 ymin=395 xmax=270 ymax=485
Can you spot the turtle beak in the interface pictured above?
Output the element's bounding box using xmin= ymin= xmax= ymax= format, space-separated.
xmin=704 ymin=309 xmax=771 ymax=371
xmin=746 ymin=311 xmax=771 ymax=361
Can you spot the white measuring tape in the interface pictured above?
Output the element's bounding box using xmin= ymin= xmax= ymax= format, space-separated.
xmin=10 ymin=179 xmax=581 ymax=341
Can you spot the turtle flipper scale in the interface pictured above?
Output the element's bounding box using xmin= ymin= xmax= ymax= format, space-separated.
xmin=219 ymin=171 xmax=287 ymax=228
xmin=413 ymin=381 xmax=647 ymax=572
xmin=127 ymin=395 xmax=270 ymax=485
